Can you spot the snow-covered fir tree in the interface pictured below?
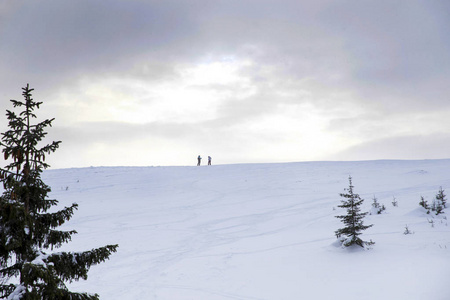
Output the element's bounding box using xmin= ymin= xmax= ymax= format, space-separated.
xmin=391 ymin=196 xmax=398 ymax=207
xmin=0 ymin=85 xmax=118 ymax=299
xmin=428 ymin=187 xmax=446 ymax=216
xmin=370 ymin=195 xmax=386 ymax=215
xmin=435 ymin=187 xmax=447 ymax=209
xmin=419 ymin=196 xmax=430 ymax=213
xmin=403 ymin=224 xmax=413 ymax=235
xmin=432 ymin=199 xmax=444 ymax=215
xmin=335 ymin=176 xmax=374 ymax=248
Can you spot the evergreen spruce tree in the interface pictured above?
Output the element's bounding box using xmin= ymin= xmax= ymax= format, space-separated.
xmin=0 ymin=85 xmax=118 ymax=299
xmin=436 ymin=187 xmax=447 ymax=209
xmin=335 ymin=176 xmax=374 ymax=248
xmin=370 ymin=195 xmax=385 ymax=215
xmin=430 ymin=199 xmax=437 ymax=214
xmin=391 ymin=196 xmax=398 ymax=207
xmin=419 ymin=196 xmax=430 ymax=214
xmin=433 ymin=199 xmax=444 ymax=215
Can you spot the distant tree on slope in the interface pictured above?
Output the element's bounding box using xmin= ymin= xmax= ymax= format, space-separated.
xmin=419 ymin=196 xmax=430 ymax=213
xmin=0 ymin=84 xmax=118 ymax=299
xmin=370 ymin=195 xmax=386 ymax=215
xmin=429 ymin=187 xmax=446 ymax=215
xmin=335 ymin=176 xmax=374 ymax=248
xmin=435 ymin=186 xmax=447 ymax=209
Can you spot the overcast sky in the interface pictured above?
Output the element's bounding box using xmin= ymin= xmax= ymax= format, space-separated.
xmin=1 ymin=0 xmax=449 ymax=168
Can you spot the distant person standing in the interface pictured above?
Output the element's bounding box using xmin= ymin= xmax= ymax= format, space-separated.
xmin=197 ymin=155 xmax=202 ymax=166
xmin=208 ymin=156 xmax=212 ymax=165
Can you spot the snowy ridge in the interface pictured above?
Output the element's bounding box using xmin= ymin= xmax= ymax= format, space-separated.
xmin=43 ymin=160 xmax=450 ymax=300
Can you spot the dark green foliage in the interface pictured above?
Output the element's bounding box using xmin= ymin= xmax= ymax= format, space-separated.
xmin=335 ymin=176 xmax=374 ymax=248
xmin=436 ymin=186 xmax=447 ymax=209
xmin=0 ymin=85 xmax=118 ymax=299
xmin=429 ymin=187 xmax=446 ymax=215
xmin=419 ymin=196 xmax=431 ymax=214
xmin=432 ymin=199 xmax=444 ymax=215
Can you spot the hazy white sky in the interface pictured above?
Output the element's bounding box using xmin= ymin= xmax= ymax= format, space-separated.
xmin=1 ymin=0 xmax=449 ymax=168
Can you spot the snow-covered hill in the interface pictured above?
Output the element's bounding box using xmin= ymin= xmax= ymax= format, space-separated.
xmin=43 ymin=160 xmax=450 ymax=300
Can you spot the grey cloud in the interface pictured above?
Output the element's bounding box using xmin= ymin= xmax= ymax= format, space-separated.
xmin=0 ymin=0 xmax=202 ymax=113
xmin=5 ymin=0 xmax=445 ymax=105
xmin=50 ymin=121 xmax=197 ymax=146
xmin=2 ymin=1 xmax=448 ymax=85
xmin=1 ymin=1 xmax=344 ymax=78
xmin=1 ymin=1 xmax=200 ymax=76
xmin=320 ymin=1 xmax=450 ymax=109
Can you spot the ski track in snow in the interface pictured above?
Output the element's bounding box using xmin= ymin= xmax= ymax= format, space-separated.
xmin=39 ymin=160 xmax=450 ymax=300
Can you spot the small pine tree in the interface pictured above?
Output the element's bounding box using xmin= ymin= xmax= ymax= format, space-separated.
xmin=428 ymin=218 xmax=435 ymax=228
xmin=370 ymin=195 xmax=386 ymax=215
xmin=434 ymin=199 xmax=444 ymax=215
xmin=0 ymin=85 xmax=118 ymax=299
xmin=371 ymin=195 xmax=379 ymax=213
xmin=419 ymin=196 xmax=430 ymax=214
xmin=391 ymin=196 xmax=398 ymax=207
xmin=403 ymin=224 xmax=413 ymax=235
xmin=335 ymin=176 xmax=374 ymax=248
xmin=436 ymin=187 xmax=447 ymax=209
xmin=430 ymin=198 xmax=435 ymax=211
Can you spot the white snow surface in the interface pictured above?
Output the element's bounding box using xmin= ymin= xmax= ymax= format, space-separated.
xmin=42 ymin=160 xmax=450 ymax=300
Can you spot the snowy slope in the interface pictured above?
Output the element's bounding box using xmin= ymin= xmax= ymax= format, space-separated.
xmin=43 ymin=160 xmax=450 ymax=300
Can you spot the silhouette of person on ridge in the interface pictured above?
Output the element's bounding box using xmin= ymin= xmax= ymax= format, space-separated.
xmin=197 ymin=155 xmax=202 ymax=166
